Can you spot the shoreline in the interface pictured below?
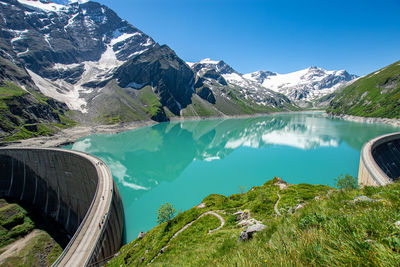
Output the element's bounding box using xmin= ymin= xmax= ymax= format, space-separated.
xmin=2 ymin=120 xmax=157 ymax=148
xmin=324 ymin=113 xmax=400 ymax=127
xmin=1 ymin=110 xmax=321 ymax=148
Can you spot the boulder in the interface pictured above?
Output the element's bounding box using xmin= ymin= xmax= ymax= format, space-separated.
xmin=349 ymin=196 xmax=383 ymax=204
xmin=288 ymin=203 xmax=305 ymax=214
xmin=237 ymin=218 xmax=262 ymax=228
xmin=196 ymin=203 xmax=206 ymax=208
xmin=238 ymin=224 xmax=266 ymax=241
xmin=233 ymin=210 xmax=250 ymax=221
xmin=138 ymin=232 xmax=146 ymax=239
xmin=274 ymin=177 xmax=290 ymax=190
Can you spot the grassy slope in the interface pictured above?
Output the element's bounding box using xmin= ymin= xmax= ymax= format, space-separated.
xmin=0 ymin=199 xmax=34 ymax=249
xmin=0 ymin=82 xmax=76 ymax=142
xmin=108 ymin=178 xmax=400 ymax=266
xmin=0 ymin=199 xmax=62 ymax=266
xmin=108 ymin=178 xmax=332 ymax=266
xmin=97 ymin=81 xmax=299 ymax=124
xmin=0 ymin=230 xmax=63 ymax=267
xmin=327 ymin=60 xmax=400 ymax=118
xmin=94 ymin=82 xmax=151 ymax=124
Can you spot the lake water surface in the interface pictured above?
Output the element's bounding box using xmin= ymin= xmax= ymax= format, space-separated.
xmin=65 ymin=112 xmax=399 ymax=243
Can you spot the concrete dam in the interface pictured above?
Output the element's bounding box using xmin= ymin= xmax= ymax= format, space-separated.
xmin=0 ymin=148 xmax=124 ymax=266
xmin=359 ymin=132 xmax=400 ymax=186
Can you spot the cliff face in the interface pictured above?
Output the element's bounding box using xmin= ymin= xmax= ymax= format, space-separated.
xmin=115 ymin=45 xmax=195 ymax=116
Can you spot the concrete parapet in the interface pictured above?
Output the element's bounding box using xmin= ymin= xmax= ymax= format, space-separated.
xmin=0 ymin=148 xmax=124 ymax=266
xmin=358 ymin=132 xmax=400 ymax=187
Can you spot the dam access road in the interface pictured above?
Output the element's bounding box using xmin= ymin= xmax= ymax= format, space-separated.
xmin=0 ymin=148 xmax=124 ymax=266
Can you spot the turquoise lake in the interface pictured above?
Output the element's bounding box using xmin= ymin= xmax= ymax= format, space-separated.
xmin=65 ymin=112 xmax=399 ymax=243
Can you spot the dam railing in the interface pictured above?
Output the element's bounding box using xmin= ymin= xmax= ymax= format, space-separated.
xmin=0 ymin=148 xmax=124 ymax=266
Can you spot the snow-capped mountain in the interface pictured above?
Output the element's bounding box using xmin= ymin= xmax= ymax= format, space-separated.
xmin=0 ymin=0 xmax=296 ymax=130
xmin=188 ymin=58 xmax=293 ymax=109
xmin=244 ymin=67 xmax=358 ymax=102
xmin=1 ymin=0 xmax=157 ymax=113
xmin=189 ymin=58 xmax=357 ymax=105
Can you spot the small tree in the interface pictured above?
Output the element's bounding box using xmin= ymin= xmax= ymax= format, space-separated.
xmin=156 ymin=202 xmax=176 ymax=224
xmin=335 ymin=174 xmax=358 ymax=190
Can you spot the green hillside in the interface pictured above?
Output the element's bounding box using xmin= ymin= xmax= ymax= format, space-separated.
xmin=0 ymin=199 xmax=62 ymax=266
xmin=327 ymin=60 xmax=400 ymax=118
xmin=107 ymin=177 xmax=400 ymax=266
xmin=0 ymin=82 xmax=76 ymax=142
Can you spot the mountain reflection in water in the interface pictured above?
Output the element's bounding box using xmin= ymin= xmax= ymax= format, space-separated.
xmin=67 ymin=112 xmax=398 ymax=241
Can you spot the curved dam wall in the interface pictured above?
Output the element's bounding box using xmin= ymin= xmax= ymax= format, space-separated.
xmin=0 ymin=148 xmax=124 ymax=266
xmin=358 ymin=132 xmax=400 ymax=186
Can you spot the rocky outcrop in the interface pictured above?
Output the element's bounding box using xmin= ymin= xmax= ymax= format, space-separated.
xmin=274 ymin=177 xmax=290 ymax=190
xmin=349 ymin=196 xmax=384 ymax=204
xmin=196 ymin=86 xmax=216 ymax=104
xmin=238 ymin=224 xmax=266 ymax=241
xmin=189 ymin=59 xmax=294 ymax=110
xmin=115 ymin=45 xmax=195 ymax=115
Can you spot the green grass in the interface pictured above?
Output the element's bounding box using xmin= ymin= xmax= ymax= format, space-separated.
xmin=327 ymin=60 xmax=400 ymax=118
xmin=1 ymin=121 xmax=76 ymax=142
xmin=107 ymin=178 xmax=333 ymax=266
xmin=181 ymin=95 xmax=219 ymax=117
xmin=108 ymin=178 xmax=400 ymax=266
xmin=0 ymin=81 xmax=27 ymax=101
xmin=0 ymin=199 xmax=62 ymax=266
xmin=0 ymin=81 xmax=76 ymax=142
xmin=0 ymin=201 xmax=34 ymax=249
xmin=139 ymin=86 xmax=163 ymax=117
xmin=0 ymin=230 xmax=63 ymax=267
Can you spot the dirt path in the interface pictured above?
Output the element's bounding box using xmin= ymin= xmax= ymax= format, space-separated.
xmin=274 ymin=193 xmax=282 ymax=216
xmin=0 ymin=229 xmax=41 ymax=264
xmin=149 ymin=211 xmax=225 ymax=264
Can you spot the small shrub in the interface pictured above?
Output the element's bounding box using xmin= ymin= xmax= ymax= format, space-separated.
xmin=335 ymin=174 xmax=358 ymax=190
xmin=156 ymin=203 xmax=176 ymax=224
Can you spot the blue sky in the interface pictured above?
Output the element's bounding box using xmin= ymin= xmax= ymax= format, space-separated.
xmin=96 ymin=0 xmax=400 ymax=76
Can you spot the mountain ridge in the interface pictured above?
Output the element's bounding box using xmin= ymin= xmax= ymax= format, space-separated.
xmin=188 ymin=58 xmax=358 ymax=104
xmin=0 ymin=0 xmax=299 ymax=128
xmin=327 ymin=60 xmax=400 ymax=118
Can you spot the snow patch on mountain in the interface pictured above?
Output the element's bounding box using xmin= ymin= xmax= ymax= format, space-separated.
xmin=189 ymin=59 xmax=290 ymax=108
xmin=244 ymin=67 xmax=357 ymax=101
xmin=52 ymin=0 xmax=88 ymax=5
xmin=199 ymin=58 xmax=220 ymax=65
xmin=27 ymin=69 xmax=88 ymax=112
xmin=17 ymin=0 xmax=68 ymax=12
xmin=29 ymin=44 xmax=125 ymax=112
xmin=186 ymin=62 xmax=195 ymax=68
xmin=111 ymin=32 xmax=139 ymax=46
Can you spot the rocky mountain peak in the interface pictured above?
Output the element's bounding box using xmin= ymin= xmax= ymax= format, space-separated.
xmin=244 ymin=67 xmax=358 ymax=102
xmin=244 ymin=70 xmax=277 ymax=84
xmin=52 ymin=0 xmax=88 ymax=4
xmin=1 ymin=0 xmax=157 ymax=112
xmin=192 ymin=58 xmax=237 ymax=75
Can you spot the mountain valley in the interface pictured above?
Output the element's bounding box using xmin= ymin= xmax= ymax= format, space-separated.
xmin=0 ymin=0 xmax=364 ymax=141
